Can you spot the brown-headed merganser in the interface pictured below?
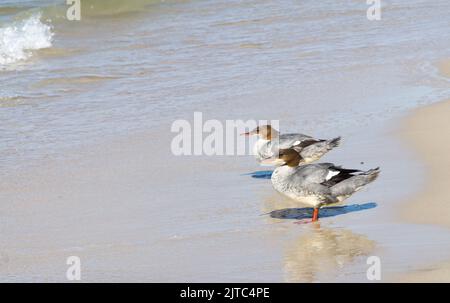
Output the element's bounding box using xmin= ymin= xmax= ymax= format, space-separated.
xmin=264 ymin=148 xmax=380 ymax=223
xmin=243 ymin=125 xmax=340 ymax=165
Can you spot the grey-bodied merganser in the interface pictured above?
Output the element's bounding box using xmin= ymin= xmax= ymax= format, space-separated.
xmin=242 ymin=125 xmax=340 ymax=165
xmin=265 ymin=148 xmax=380 ymax=222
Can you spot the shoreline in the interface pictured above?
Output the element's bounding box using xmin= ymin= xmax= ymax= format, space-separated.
xmin=2 ymin=94 xmax=450 ymax=281
xmin=2 ymin=107 xmax=450 ymax=282
xmin=2 ymin=59 xmax=450 ymax=282
xmin=394 ymin=61 xmax=450 ymax=282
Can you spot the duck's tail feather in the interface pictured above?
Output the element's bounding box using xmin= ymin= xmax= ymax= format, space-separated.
xmin=327 ymin=136 xmax=341 ymax=149
xmin=364 ymin=167 xmax=381 ymax=183
xmin=331 ymin=167 xmax=380 ymax=198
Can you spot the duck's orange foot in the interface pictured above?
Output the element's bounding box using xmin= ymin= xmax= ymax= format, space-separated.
xmin=294 ymin=208 xmax=320 ymax=225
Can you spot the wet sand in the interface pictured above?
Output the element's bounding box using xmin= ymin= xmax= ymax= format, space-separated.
xmin=3 ymin=114 xmax=450 ymax=282
xmin=3 ymin=62 xmax=450 ymax=281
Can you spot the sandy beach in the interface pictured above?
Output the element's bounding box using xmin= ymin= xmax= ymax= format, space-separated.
xmin=400 ymin=100 xmax=450 ymax=229
xmin=393 ymin=61 xmax=450 ymax=282
xmin=2 ymin=98 xmax=450 ymax=282
xmin=2 ymin=1 xmax=450 ymax=283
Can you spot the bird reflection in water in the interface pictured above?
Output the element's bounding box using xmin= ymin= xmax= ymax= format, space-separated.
xmin=283 ymin=225 xmax=375 ymax=282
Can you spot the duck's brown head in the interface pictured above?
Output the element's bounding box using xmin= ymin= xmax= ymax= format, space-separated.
xmin=261 ymin=148 xmax=302 ymax=167
xmin=278 ymin=148 xmax=302 ymax=167
xmin=241 ymin=125 xmax=279 ymax=140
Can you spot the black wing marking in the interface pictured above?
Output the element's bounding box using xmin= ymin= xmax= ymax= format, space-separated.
xmin=320 ymin=166 xmax=362 ymax=187
xmin=293 ymin=139 xmax=324 ymax=149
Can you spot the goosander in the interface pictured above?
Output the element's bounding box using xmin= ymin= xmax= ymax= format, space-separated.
xmin=265 ymin=148 xmax=380 ymax=222
xmin=242 ymin=125 xmax=340 ymax=165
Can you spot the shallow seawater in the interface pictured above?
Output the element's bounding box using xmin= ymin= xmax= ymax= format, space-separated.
xmin=1 ymin=0 xmax=450 ymax=282
xmin=1 ymin=0 xmax=450 ymax=171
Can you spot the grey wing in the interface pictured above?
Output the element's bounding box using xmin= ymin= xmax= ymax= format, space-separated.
xmin=288 ymin=175 xmax=333 ymax=198
xmin=278 ymin=133 xmax=313 ymax=149
xmin=299 ymin=137 xmax=340 ymax=162
xmin=290 ymin=163 xmax=334 ymax=184
xmin=302 ymin=183 xmax=333 ymax=197
xmin=289 ymin=163 xmax=337 ymax=199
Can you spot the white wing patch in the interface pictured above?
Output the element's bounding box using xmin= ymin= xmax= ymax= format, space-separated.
xmin=325 ymin=170 xmax=340 ymax=180
xmin=293 ymin=140 xmax=301 ymax=146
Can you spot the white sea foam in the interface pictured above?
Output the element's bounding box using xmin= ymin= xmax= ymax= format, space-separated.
xmin=0 ymin=13 xmax=54 ymax=65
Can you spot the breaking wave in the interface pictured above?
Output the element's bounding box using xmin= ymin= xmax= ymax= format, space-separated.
xmin=0 ymin=13 xmax=54 ymax=65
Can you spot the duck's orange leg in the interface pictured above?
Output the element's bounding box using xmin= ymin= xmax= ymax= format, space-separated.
xmin=312 ymin=208 xmax=319 ymax=222
xmin=293 ymin=208 xmax=320 ymax=225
